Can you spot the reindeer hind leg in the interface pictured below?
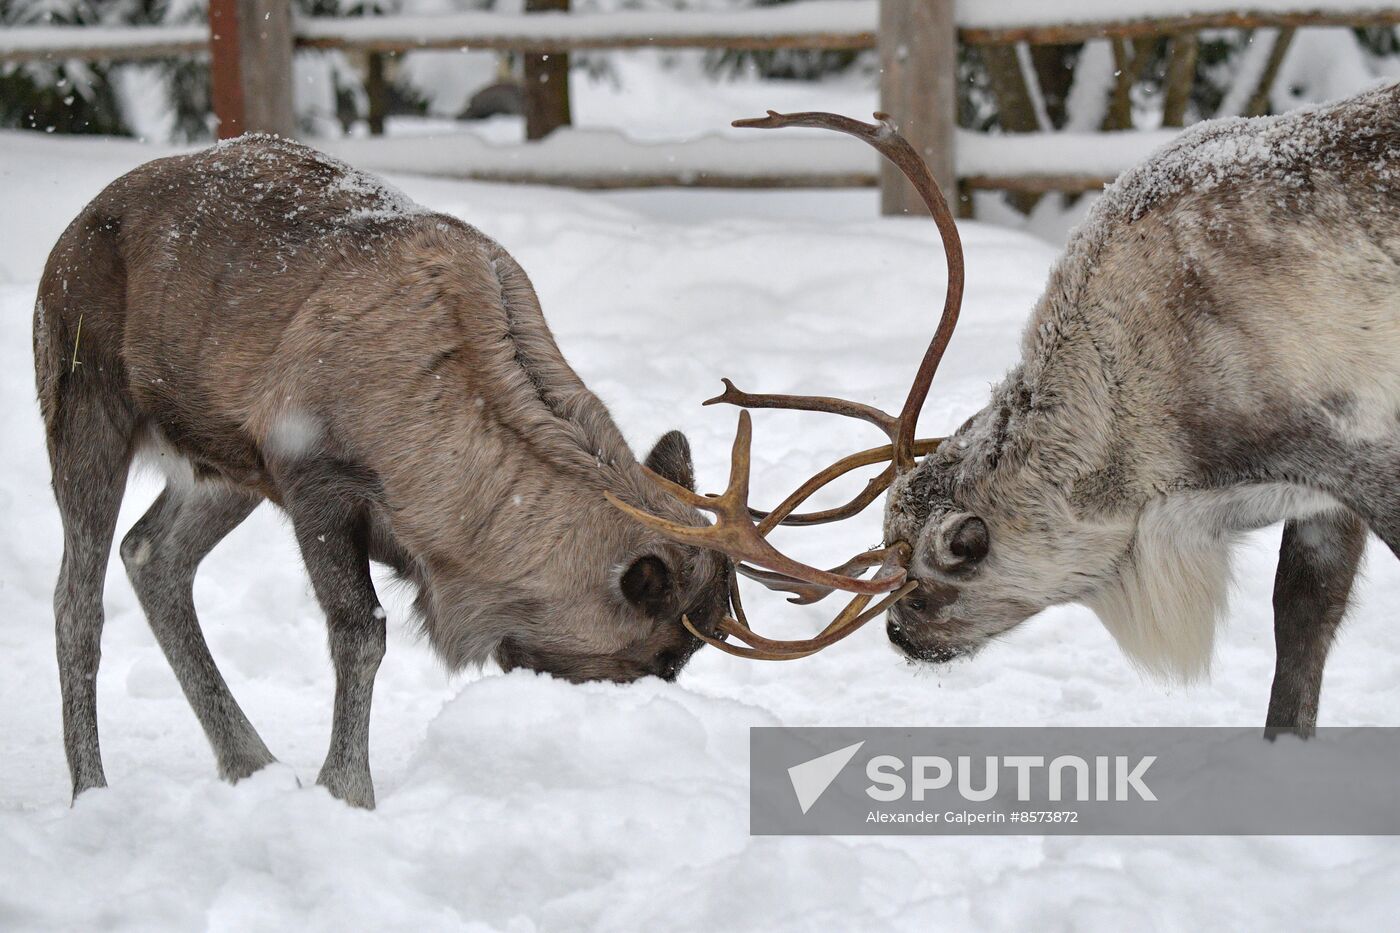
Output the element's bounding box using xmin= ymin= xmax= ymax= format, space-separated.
xmin=47 ymin=380 xmax=136 ymax=799
xmin=121 ymin=482 xmax=275 ymax=781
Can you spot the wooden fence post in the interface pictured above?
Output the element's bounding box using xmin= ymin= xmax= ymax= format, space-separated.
xmin=878 ymin=0 xmax=956 ymax=216
xmin=1161 ymin=33 xmax=1199 ymax=126
xmin=523 ymin=0 xmax=572 ymax=140
xmin=366 ymin=51 xmax=388 ymax=136
xmin=209 ymin=0 xmax=295 ymax=139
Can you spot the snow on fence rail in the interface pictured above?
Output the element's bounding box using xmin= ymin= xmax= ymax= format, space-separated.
xmin=957 ymin=0 xmax=1400 ymax=33
xmin=0 ymin=23 xmax=207 ymax=64
xmin=7 ymin=2 xmax=1399 ymax=58
xmin=318 ymin=126 xmax=1173 ymax=193
xmin=961 ymin=6 xmax=1400 ymax=43
xmin=6 ymin=3 xmax=1397 ymax=59
xmin=1 ymin=1 xmax=1397 ymax=210
xmin=294 ymin=2 xmax=877 ymax=53
xmin=323 ymin=129 xmax=879 ymax=189
xmin=295 ymin=0 xmax=1397 ymax=50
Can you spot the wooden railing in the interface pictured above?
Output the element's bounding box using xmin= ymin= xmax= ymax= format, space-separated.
xmin=0 ymin=23 xmax=206 ymax=63
xmin=2 ymin=1 xmax=1397 ymax=214
xmin=960 ymin=8 xmax=1400 ymax=44
xmin=293 ymin=2 xmax=879 ymax=52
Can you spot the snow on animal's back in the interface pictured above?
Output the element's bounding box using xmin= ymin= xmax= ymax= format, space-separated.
xmin=1043 ymin=81 xmax=1400 ymax=303
xmin=190 ymin=134 xmax=432 ymax=236
xmin=1033 ymin=81 xmax=1400 ymax=440
xmin=1095 ymin=80 xmax=1400 ymax=232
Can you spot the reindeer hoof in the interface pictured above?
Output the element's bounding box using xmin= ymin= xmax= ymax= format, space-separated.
xmin=316 ymin=766 xmax=376 ymax=810
xmin=219 ymin=751 xmax=279 ymax=784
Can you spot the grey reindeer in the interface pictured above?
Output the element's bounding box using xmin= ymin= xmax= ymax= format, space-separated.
xmin=619 ymin=85 xmax=1400 ymax=736
xmin=35 ymin=136 xmax=729 ymax=808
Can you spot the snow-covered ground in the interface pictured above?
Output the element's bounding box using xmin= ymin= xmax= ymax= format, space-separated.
xmin=2 ymin=130 xmax=1399 ymax=931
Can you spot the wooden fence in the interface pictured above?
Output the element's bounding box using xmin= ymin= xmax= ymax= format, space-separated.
xmin=2 ymin=1 xmax=1398 ymax=215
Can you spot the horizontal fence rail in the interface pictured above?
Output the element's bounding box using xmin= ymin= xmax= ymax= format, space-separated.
xmin=961 ymin=7 xmax=1400 ymax=43
xmin=7 ymin=3 xmax=1398 ymax=62
xmin=317 ymin=126 xmax=1156 ymax=190
xmin=0 ymin=23 xmax=207 ymax=64
xmin=296 ymin=3 xmax=877 ymax=53
xmin=2 ymin=1 xmax=1397 ymax=209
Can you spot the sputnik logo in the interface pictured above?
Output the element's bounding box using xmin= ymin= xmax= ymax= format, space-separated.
xmin=787 ymin=741 xmax=865 ymax=814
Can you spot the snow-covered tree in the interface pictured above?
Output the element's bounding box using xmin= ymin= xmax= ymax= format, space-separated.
xmin=0 ymin=0 xmax=126 ymax=134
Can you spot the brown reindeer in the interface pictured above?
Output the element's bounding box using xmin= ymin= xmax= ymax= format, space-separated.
xmin=34 ymin=135 xmax=730 ymax=808
xmin=622 ymin=85 xmax=1400 ymax=736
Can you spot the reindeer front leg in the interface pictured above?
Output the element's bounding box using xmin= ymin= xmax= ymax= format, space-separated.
xmin=1266 ymin=509 xmax=1366 ymax=737
xmin=283 ymin=466 xmax=387 ymax=809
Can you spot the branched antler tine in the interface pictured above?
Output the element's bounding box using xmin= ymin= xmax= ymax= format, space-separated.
xmin=610 ymin=412 xmax=906 ymax=596
xmin=751 ymin=442 xmax=897 ymax=534
xmin=602 ymin=494 xmax=720 ymax=549
xmin=888 ymin=141 xmax=964 ymax=474
xmin=705 ymin=378 xmax=897 ymax=440
xmin=736 ymin=563 xmax=834 ymax=605
xmin=726 ymin=409 xmax=754 ymax=504
xmin=795 ymin=593 xmax=876 ymax=642
xmin=737 ymin=546 xmax=900 ymax=605
xmin=682 ymin=616 xmax=818 ymax=660
xmin=684 ymin=569 xmax=815 ymax=658
xmin=734 ymin=109 xmax=965 ymax=473
xmin=805 ymin=544 xmax=909 ymax=639
xmin=742 ymin=530 xmax=906 ymax=595
xmin=683 ymin=582 xmax=917 ymax=660
xmin=812 ymin=583 xmax=915 ymax=645
xmin=732 ymin=109 xmax=889 ymax=137
xmin=726 ymin=593 xmax=872 ymax=650
xmin=717 ymin=411 xmax=912 ymax=595
xmin=615 ymin=495 xmax=903 ymax=595
xmin=757 ymin=467 xmax=892 ymax=533
xmin=728 ymin=562 xmax=751 ymax=630
xmin=680 ymin=547 xmax=915 ymax=659
xmin=751 ymin=436 xmax=943 ymax=531
xmin=636 ymin=465 xmax=714 ymax=509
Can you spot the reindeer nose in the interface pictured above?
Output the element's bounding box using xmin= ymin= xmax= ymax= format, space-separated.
xmin=650 ymin=647 xmax=691 ymax=681
xmin=886 ymin=617 xmax=919 ymax=656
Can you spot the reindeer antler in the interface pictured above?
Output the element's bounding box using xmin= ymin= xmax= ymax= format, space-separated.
xmin=605 ymin=410 xmax=904 ymax=596
xmin=726 ymin=110 xmax=965 ymax=475
xmin=607 ymin=110 xmax=966 ymax=660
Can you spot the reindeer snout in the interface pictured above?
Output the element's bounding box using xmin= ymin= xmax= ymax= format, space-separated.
xmin=886 ymin=616 xmax=970 ymax=664
xmin=886 ymin=617 xmax=921 ymax=656
xmin=649 ymin=646 xmax=693 ymax=681
xmin=885 ymin=579 xmax=965 ymax=663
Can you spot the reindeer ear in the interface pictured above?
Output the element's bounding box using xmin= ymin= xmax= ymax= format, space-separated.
xmin=918 ymin=512 xmax=990 ymax=573
xmin=949 ymin=515 xmax=989 ymax=563
xmin=621 ymin=555 xmax=673 ymax=613
xmin=644 ymin=430 xmax=695 ymax=492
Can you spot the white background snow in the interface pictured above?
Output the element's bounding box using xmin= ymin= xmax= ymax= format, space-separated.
xmin=4 ymin=63 xmax=1400 ymax=933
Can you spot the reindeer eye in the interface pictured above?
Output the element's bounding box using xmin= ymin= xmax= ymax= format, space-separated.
xmin=906 ymin=597 xmax=928 ymax=613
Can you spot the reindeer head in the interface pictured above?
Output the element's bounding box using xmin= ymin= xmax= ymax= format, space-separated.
xmin=880 ymin=390 xmax=1131 ymax=664
xmin=408 ymin=424 xmax=730 ymax=684
xmin=494 ymin=429 xmax=734 ymax=683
